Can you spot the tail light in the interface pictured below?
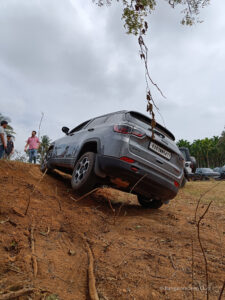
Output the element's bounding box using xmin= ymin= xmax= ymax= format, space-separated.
xmin=114 ymin=125 xmax=145 ymax=138
xmin=114 ymin=125 xmax=132 ymax=134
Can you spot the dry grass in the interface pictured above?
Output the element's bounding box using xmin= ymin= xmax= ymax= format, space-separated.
xmin=178 ymin=180 xmax=225 ymax=206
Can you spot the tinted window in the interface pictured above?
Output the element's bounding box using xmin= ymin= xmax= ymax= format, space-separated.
xmin=179 ymin=149 xmax=187 ymax=161
xmin=179 ymin=147 xmax=191 ymax=161
xmin=69 ymin=120 xmax=91 ymax=134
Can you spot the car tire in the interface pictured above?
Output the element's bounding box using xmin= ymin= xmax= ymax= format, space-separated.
xmin=40 ymin=150 xmax=53 ymax=174
xmin=71 ymin=152 xmax=97 ymax=194
xmin=137 ymin=195 xmax=163 ymax=209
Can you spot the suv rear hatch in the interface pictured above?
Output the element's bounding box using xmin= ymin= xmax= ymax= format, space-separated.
xmin=125 ymin=111 xmax=184 ymax=179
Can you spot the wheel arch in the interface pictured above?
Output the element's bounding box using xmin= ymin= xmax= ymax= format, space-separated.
xmin=75 ymin=139 xmax=101 ymax=165
xmin=74 ymin=139 xmax=106 ymax=178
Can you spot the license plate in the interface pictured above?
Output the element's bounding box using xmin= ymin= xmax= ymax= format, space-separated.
xmin=149 ymin=142 xmax=171 ymax=160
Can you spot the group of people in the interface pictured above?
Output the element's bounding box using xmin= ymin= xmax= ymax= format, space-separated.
xmin=0 ymin=120 xmax=40 ymax=164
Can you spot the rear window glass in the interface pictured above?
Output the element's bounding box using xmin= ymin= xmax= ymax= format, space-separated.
xmin=126 ymin=111 xmax=175 ymax=141
xmin=179 ymin=148 xmax=191 ymax=161
xmin=86 ymin=116 xmax=108 ymax=128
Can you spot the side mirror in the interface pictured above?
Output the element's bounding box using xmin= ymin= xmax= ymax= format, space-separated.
xmin=62 ymin=126 xmax=69 ymax=135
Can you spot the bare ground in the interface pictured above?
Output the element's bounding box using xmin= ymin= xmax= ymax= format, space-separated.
xmin=0 ymin=160 xmax=224 ymax=300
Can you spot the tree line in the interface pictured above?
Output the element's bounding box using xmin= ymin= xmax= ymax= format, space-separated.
xmin=177 ymin=130 xmax=225 ymax=168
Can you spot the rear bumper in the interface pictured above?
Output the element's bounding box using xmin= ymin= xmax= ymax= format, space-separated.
xmin=95 ymin=154 xmax=180 ymax=201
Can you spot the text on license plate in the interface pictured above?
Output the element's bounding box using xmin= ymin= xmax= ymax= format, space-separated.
xmin=149 ymin=142 xmax=171 ymax=160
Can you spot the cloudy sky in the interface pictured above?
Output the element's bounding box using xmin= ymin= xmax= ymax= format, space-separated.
xmin=0 ymin=0 xmax=224 ymax=152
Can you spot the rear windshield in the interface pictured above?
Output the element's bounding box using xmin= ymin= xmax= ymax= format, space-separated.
xmin=179 ymin=147 xmax=191 ymax=161
xmin=126 ymin=111 xmax=175 ymax=141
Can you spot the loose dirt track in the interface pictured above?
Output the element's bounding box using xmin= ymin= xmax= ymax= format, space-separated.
xmin=0 ymin=161 xmax=224 ymax=300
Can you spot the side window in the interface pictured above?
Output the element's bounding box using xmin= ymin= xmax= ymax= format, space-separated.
xmin=69 ymin=120 xmax=91 ymax=134
xmin=86 ymin=116 xmax=108 ymax=128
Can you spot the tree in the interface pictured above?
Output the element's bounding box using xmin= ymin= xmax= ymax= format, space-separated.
xmin=177 ymin=130 xmax=225 ymax=169
xmin=94 ymin=0 xmax=210 ymax=34
xmin=0 ymin=113 xmax=15 ymax=137
xmin=217 ymin=129 xmax=225 ymax=165
xmin=93 ymin=0 xmax=210 ymax=127
xmin=201 ymin=137 xmax=213 ymax=168
xmin=191 ymin=139 xmax=204 ymax=167
xmin=38 ymin=135 xmax=51 ymax=164
xmin=177 ymin=139 xmax=191 ymax=149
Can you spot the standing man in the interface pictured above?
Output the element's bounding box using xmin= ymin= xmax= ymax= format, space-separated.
xmin=0 ymin=120 xmax=8 ymax=159
xmin=24 ymin=131 xmax=40 ymax=164
xmin=5 ymin=134 xmax=14 ymax=159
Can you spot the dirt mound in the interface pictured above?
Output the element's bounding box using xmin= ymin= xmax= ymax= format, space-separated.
xmin=0 ymin=160 xmax=224 ymax=300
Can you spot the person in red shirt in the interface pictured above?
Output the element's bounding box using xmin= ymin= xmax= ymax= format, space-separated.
xmin=24 ymin=131 xmax=40 ymax=164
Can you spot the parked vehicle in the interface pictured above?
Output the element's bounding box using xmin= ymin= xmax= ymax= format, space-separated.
xmin=213 ymin=166 xmax=225 ymax=179
xmin=179 ymin=147 xmax=197 ymax=187
xmin=194 ymin=168 xmax=220 ymax=180
xmin=41 ymin=111 xmax=184 ymax=209
xmin=179 ymin=147 xmax=197 ymax=174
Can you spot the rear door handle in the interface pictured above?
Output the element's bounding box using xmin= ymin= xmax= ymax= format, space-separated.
xmin=88 ymin=128 xmax=94 ymax=132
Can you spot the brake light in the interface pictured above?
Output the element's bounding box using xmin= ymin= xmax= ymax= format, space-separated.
xmin=120 ymin=156 xmax=135 ymax=163
xmin=114 ymin=125 xmax=145 ymax=137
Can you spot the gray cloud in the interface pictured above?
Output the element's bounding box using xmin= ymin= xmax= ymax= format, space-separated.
xmin=0 ymin=0 xmax=224 ymax=152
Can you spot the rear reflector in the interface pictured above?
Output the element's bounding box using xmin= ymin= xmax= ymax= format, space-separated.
xmin=131 ymin=166 xmax=139 ymax=172
xmin=120 ymin=156 xmax=135 ymax=163
xmin=174 ymin=180 xmax=179 ymax=188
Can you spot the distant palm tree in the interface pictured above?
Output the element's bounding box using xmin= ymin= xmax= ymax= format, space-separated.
xmin=191 ymin=139 xmax=204 ymax=167
xmin=176 ymin=139 xmax=191 ymax=148
xmin=38 ymin=135 xmax=51 ymax=164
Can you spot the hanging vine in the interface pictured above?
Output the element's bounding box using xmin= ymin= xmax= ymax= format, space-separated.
xmin=93 ymin=0 xmax=210 ymax=135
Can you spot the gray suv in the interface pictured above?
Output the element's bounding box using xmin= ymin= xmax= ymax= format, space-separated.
xmin=41 ymin=111 xmax=184 ymax=209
